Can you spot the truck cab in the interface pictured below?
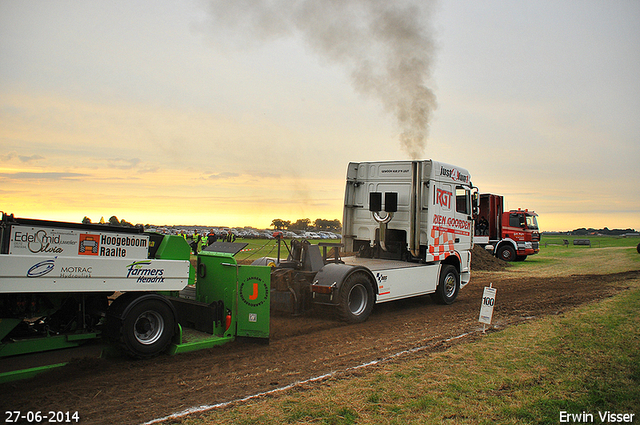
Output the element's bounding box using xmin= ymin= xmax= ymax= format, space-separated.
xmin=342 ymin=160 xmax=473 ymax=281
xmin=501 ymin=208 xmax=540 ymax=260
xmin=474 ymin=193 xmax=540 ymax=261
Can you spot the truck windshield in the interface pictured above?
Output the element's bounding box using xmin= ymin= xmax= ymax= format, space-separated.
xmin=526 ymin=215 xmax=539 ymax=230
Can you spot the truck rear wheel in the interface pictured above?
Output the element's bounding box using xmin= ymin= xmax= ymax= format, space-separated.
xmin=121 ymin=298 xmax=175 ymax=358
xmin=497 ymin=245 xmax=516 ymax=262
xmin=432 ymin=264 xmax=459 ymax=305
xmin=337 ymin=273 xmax=374 ymax=324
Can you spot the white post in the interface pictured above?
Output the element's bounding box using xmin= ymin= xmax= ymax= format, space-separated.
xmin=479 ymin=283 xmax=497 ymax=334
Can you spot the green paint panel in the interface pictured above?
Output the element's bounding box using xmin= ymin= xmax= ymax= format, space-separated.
xmin=194 ymin=251 xmax=270 ymax=341
xmin=0 ymin=318 xmax=21 ymax=341
xmin=168 ymin=336 xmax=235 ymax=355
xmin=0 ymin=362 xmax=68 ymax=385
xmin=0 ymin=333 xmax=99 ymax=358
xmin=195 ymin=251 xmax=237 ymax=306
xmin=154 ymin=235 xmax=192 ymax=260
xmin=236 ymin=264 xmax=270 ymax=340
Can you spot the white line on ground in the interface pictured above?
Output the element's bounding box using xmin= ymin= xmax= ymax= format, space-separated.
xmin=141 ymin=331 xmax=474 ymax=425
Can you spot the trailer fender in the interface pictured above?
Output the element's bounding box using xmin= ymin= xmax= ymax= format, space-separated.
xmin=107 ymin=292 xmax=176 ymax=322
xmin=311 ymin=263 xmax=377 ymax=305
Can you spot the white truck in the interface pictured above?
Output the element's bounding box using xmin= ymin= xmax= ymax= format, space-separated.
xmin=257 ymin=159 xmax=476 ymax=323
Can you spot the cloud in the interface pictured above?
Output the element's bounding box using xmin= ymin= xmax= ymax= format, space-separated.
xmin=104 ymin=158 xmax=157 ymax=173
xmin=19 ymin=154 xmax=44 ymax=162
xmin=207 ymin=172 xmax=240 ymax=180
xmin=107 ymin=157 xmax=141 ymax=170
xmin=0 ymin=152 xmax=45 ymax=162
xmin=0 ymin=172 xmax=88 ymax=180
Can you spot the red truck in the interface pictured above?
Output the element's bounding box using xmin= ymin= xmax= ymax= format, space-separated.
xmin=474 ymin=193 xmax=540 ymax=261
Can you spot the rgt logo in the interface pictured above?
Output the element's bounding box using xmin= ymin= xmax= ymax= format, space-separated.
xmin=239 ymin=276 xmax=269 ymax=307
xmin=436 ymin=188 xmax=452 ymax=209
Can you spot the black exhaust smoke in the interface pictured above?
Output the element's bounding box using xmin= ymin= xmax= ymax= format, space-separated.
xmin=204 ymin=0 xmax=438 ymax=159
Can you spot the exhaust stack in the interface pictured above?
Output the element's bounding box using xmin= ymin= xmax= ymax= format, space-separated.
xmin=409 ymin=161 xmax=422 ymax=258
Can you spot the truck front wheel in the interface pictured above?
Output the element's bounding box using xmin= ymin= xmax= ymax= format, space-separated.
xmin=432 ymin=264 xmax=460 ymax=305
xmin=121 ymin=299 xmax=175 ymax=358
xmin=497 ymin=245 xmax=516 ymax=262
xmin=337 ymin=273 xmax=374 ymax=324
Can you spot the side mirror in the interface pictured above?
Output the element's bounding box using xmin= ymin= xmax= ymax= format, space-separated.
xmin=471 ymin=191 xmax=479 ymax=217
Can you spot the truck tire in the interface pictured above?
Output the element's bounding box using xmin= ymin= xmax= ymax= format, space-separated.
xmin=432 ymin=264 xmax=460 ymax=305
xmin=497 ymin=245 xmax=516 ymax=262
xmin=336 ymin=273 xmax=374 ymax=324
xmin=637 ymin=243 xmax=640 ymax=254
xmin=515 ymin=255 xmax=527 ymax=261
xmin=120 ymin=298 xmax=175 ymax=358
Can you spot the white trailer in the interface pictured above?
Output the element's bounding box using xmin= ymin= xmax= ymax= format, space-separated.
xmin=0 ymin=215 xmax=196 ymax=361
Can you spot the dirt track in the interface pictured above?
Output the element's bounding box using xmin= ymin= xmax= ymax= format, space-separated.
xmin=1 ymin=265 xmax=639 ymax=425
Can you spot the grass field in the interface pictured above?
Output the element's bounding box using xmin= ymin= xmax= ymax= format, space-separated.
xmin=509 ymin=235 xmax=640 ymax=277
xmin=176 ymin=238 xmax=640 ymax=425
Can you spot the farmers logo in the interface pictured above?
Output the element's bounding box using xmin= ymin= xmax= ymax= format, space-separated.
xmin=239 ymin=276 xmax=269 ymax=307
xmin=27 ymin=258 xmax=56 ymax=278
xmin=126 ymin=261 xmax=165 ymax=284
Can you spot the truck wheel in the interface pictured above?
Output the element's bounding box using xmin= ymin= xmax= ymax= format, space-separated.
xmin=432 ymin=264 xmax=459 ymax=305
xmin=337 ymin=273 xmax=374 ymax=324
xmin=121 ymin=299 xmax=175 ymax=358
xmin=637 ymin=243 xmax=640 ymax=254
xmin=497 ymin=245 xmax=516 ymax=262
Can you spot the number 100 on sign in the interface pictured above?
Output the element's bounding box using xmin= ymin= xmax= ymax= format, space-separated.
xmin=479 ymin=286 xmax=497 ymax=325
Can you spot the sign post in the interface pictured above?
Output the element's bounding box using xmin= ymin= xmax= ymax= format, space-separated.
xmin=478 ymin=283 xmax=496 ymax=333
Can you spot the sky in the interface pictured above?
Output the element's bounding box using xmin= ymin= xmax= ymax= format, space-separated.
xmin=1 ymin=0 xmax=639 ymax=231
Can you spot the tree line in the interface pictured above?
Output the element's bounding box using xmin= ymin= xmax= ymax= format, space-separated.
xmin=271 ymin=218 xmax=341 ymax=232
xmin=82 ymin=216 xmax=137 ymax=227
xmin=568 ymin=227 xmax=637 ymax=236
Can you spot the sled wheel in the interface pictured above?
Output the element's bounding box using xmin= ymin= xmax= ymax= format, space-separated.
xmin=121 ymin=298 xmax=175 ymax=358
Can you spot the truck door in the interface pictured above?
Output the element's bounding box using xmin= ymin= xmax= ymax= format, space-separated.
xmin=454 ymin=186 xmax=473 ymax=251
xmin=428 ymin=181 xmax=454 ymax=260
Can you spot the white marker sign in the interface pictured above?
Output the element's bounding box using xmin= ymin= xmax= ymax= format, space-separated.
xmin=479 ymin=285 xmax=497 ymax=325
